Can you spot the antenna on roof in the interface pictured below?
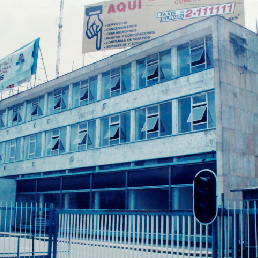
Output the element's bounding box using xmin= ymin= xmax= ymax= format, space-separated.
xmin=56 ymin=0 xmax=64 ymax=78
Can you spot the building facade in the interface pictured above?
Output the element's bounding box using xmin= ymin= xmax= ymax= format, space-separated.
xmin=0 ymin=16 xmax=257 ymax=209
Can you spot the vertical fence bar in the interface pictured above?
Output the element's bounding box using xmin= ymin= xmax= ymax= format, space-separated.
xmin=150 ymin=215 xmax=154 ymax=258
xmin=128 ymin=215 xmax=132 ymax=257
xmin=141 ymin=215 xmax=145 ymax=258
xmin=53 ymin=210 xmax=59 ymax=258
xmin=48 ymin=203 xmax=54 ymax=258
xmin=200 ymin=223 xmax=203 ymax=258
xmin=188 ymin=216 xmax=191 ymax=258
xmin=176 ymin=216 xmax=179 ymax=258
xmin=182 ymin=216 xmax=185 ymax=258
xmin=165 ymin=215 xmax=169 ymax=258
xmin=255 ymin=201 xmax=258 ymax=258
xmin=193 ymin=218 xmax=196 ymax=258
xmin=240 ymin=201 xmax=243 ymax=258
xmin=116 ymin=214 xmax=120 ymax=258
xmin=212 ymin=218 xmax=218 ymax=258
xmin=137 ymin=215 xmax=140 ymax=258
xmin=161 ymin=215 xmax=164 ymax=258
xmin=155 ymin=215 xmax=159 ymax=258
xmin=247 ymin=201 xmax=250 ymax=258
xmin=119 ymin=215 xmax=123 ymax=258
xmin=205 ymin=224 xmax=208 ymax=258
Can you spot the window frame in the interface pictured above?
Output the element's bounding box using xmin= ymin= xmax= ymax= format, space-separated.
xmin=77 ymin=122 xmax=89 ymax=151
xmin=9 ymin=140 xmax=16 ymax=162
xmin=178 ymin=91 xmax=215 ymax=134
xmin=0 ymin=110 xmax=6 ymax=129
xmin=28 ymin=135 xmax=37 ymax=159
xmin=27 ymin=96 xmax=44 ymax=121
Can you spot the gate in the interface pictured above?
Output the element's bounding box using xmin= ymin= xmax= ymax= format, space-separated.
xmin=0 ymin=202 xmax=53 ymax=258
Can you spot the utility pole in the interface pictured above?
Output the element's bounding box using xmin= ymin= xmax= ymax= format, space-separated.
xmin=56 ymin=0 xmax=64 ymax=78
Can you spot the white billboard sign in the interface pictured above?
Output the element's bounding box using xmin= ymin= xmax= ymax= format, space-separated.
xmin=82 ymin=0 xmax=245 ymax=53
xmin=0 ymin=38 xmax=39 ymax=93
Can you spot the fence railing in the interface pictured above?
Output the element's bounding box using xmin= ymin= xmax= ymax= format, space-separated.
xmin=0 ymin=200 xmax=257 ymax=258
xmin=53 ymin=210 xmax=214 ymax=258
xmin=0 ymin=202 xmax=53 ymax=258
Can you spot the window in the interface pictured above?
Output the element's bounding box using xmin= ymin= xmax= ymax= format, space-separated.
xmin=72 ymin=76 xmax=97 ymax=108
xmin=136 ymin=102 xmax=172 ymax=140
xmin=178 ymin=91 xmax=216 ymax=133
xmin=46 ymin=127 xmax=66 ymax=156
xmin=24 ymin=133 xmax=42 ymax=159
xmin=102 ymin=63 xmax=131 ymax=99
xmin=48 ymin=86 xmax=69 ymax=114
xmin=70 ymin=120 xmax=96 ymax=152
xmin=7 ymin=138 xmax=22 ymax=162
xmin=177 ymin=35 xmax=213 ymax=77
xmin=8 ymin=104 xmax=24 ymax=127
xmin=27 ymin=96 xmax=44 ymax=121
xmin=101 ymin=112 xmax=131 ymax=146
xmin=26 ymin=95 xmax=44 ymax=121
xmin=136 ymin=49 xmax=171 ymax=89
xmin=0 ymin=110 xmax=6 ymax=129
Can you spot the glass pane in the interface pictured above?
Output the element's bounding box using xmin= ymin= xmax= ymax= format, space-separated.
xmin=206 ymin=35 xmax=214 ymax=69
xmin=16 ymin=138 xmax=22 ymax=161
xmin=80 ymin=86 xmax=89 ymax=106
xmin=120 ymin=112 xmax=130 ymax=143
xmin=102 ymin=71 xmax=110 ymax=99
xmin=208 ymin=91 xmax=216 ymax=128
xmin=36 ymin=133 xmax=42 ymax=157
xmin=191 ymin=37 xmax=204 ymax=48
xmin=54 ymin=96 xmax=61 ymax=110
xmin=29 ymin=142 xmax=36 ymax=154
xmin=78 ymin=131 xmax=87 ymax=145
xmin=45 ymin=131 xmax=52 ymax=156
xmin=178 ymin=43 xmax=190 ymax=77
xmin=148 ymin=105 xmax=158 ymax=115
xmin=101 ymin=117 xmax=109 ymax=146
xmin=192 ymin=105 xmax=207 ymax=123
xmin=88 ymin=120 xmax=96 ymax=149
xmin=61 ymin=86 xmax=69 ymax=111
xmin=136 ymin=108 xmax=146 ymax=140
xmin=160 ymin=101 xmax=172 ymax=136
xmin=70 ymin=124 xmax=78 ymax=152
xmin=111 ymin=115 xmax=119 ymax=124
xmin=178 ymin=97 xmax=191 ymax=133
xmin=160 ymin=49 xmax=171 ymax=83
xmin=60 ymin=127 xmax=67 ymax=153
xmin=147 ymin=116 xmax=158 ymax=132
xmin=193 ymin=93 xmax=206 ymax=104
xmin=191 ymin=47 xmax=204 ymax=63
xmin=72 ymin=82 xmax=80 ymax=108
xmin=121 ymin=63 xmax=131 ymax=94
xmin=110 ymin=77 xmax=120 ymax=92
xmin=109 ymin=124 xmax=119 ymax=139
xmin=0 ymin=111 xmax=6 ymax=128
xmin=38 ymin=95 xmax=44 ymax=117
xmin=136 ymin=58 xmax=146 ymax=89
xmin=89 ymin=75 xmax=97 ymax=104
xmin=147 ymin=64 xmax=159 ymax=85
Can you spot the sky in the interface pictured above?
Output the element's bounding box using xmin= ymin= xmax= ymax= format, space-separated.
xmin=0 ymin=0 xmax=257 ymax=82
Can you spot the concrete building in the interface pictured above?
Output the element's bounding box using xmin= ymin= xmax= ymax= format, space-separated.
xmin=0 ymin=16 xmax=257 ymax=209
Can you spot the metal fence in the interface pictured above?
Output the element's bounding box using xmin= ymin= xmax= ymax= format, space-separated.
xmin=0 ymin=202 xmax=53 ymax=258
xmin=0 ymin=201 xmax=257 ymax=258
xmin=53 ymin=210 xmax=214 ymax=258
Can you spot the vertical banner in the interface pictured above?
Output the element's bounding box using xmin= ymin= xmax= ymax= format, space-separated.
xmin=0 ymin=38 xmax=40 ymax=93
xmin=82 ymin=0 xmax=245 ymax=53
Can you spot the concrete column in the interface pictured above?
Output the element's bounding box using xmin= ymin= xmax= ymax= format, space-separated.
xmin=131 ymin=61 xmax=136 ymax=91
xmin=130 ymin=110 xmax=135 ymax=142
xmin=66 ymin=125 xmax=71 ymax=152
xmin=64 ymin=194 xmax=69 ymax=209
xmin=171 ymin=46 xmax=178 ymax=79
xmin=41 ymin=132 xmax=46 ymax=157
xmin=172 ymin=99 xmax=178 ymax=135
xmin=172 ymin=187 xmax=180 ymax=210
xmin=43 ymin=93 xmax=48 ymax=116
xmin=97 ymin=74 xmax=102 ymax=101
xmin=128 ymin=190 xmax=135 ymax=210
xmin=94 ymin=192 xmax=100 ymax=209
xmin=95 ymin=119 xmax=101 ymax=148
xmin=68 ymin=84 xmax=73 ymax=110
